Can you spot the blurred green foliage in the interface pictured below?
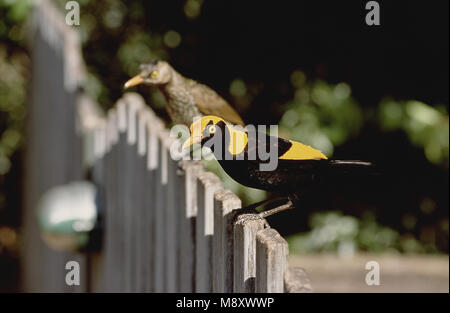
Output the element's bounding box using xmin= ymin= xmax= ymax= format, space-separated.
xmin=53 ymin=0 xmax=171 ymax=111
xmin=279 ymin=70 xmax=449 ymax=168
xmin=0 ymin=0 xmax=31 ymax=291
xmin=287 ymin=211 xmax=437 ymax=255
xmin=275 ymin=72 xmax=448 ymax=254
xmin=0 ymin=0 xmax=31 ymax=176
xmin=378 ymin=99 xmax=449 ymax=166
xmin=280 ymin=71 xmax=363 ymax=157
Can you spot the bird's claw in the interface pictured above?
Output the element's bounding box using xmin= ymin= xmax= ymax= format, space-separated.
xmin=235 ymin=212 xmax=270 ymax=229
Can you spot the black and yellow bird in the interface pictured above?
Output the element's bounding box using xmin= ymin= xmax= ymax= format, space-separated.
xmin=183 ymin=116 xmax=374 ymax=219
xmin=124 ymin=60 xmax=244 ymax=127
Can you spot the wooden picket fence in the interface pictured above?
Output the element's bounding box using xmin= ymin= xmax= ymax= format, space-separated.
xmin=21 ymin=0 xmax=312 ymax=293
xmin=83 ymin=93 xmax=311 ymax=293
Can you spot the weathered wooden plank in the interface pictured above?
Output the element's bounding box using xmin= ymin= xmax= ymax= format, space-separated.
xmin=134 ymin=103 xmax=147 ymax=292
xmin=284 ymin=267 xmax=313 ymax=293
xmin=144 ymin=110 xmax=163 ymax=292
xmin=113 ymin=95 xmax=143 ymax=293
xmin=88 ymin=119 xmax=107 ymax=293
xmin=107 ymin=108 xmax=120 ymax=292
xmin=195 ymin=171 xmax=221 ymax=292
xmin=213 ymin=189 xmax=241 ymax=293
xmin=122 ymin=95 xmax=144 ymax=292
xmin=146 ymin=109 xmax=164 ymax=292
xmin=100 ymin=109 xmax=113 ymax=291
xmin=116 ymin=103 xmax=130 ymax=292
xmin=123 ymin=99 xmax=135 ymax=292
xmin=161 ymin=131 xmax=179 ymax=292
xmin=255 ymin=228 xmax=289 ymax=293
xmin=177 ymin=161 xmax=203 ymax=292
xmin=233 ymin=214 xmax=265 ymax=293
xmin=153 ymin=131 xmax=168 ymax=292
xmin=76 ymin=94 xmax=104 ymax=171
xmin=115 ymin=99 xmax=128 ymax=292
xmin=87 ymin=120 xmax=106 ymax=293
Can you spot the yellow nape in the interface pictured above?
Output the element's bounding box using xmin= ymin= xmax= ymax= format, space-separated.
xmin=279 ymin=140 xmax=328 ymax=160
xmin=227 ymin=127 xmax=248 ymax=155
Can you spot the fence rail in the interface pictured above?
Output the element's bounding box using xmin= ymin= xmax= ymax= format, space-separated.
xmin=22 ymin=0 xmax=312 ymax=293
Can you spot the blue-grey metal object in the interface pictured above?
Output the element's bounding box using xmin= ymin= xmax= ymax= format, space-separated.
xmin=38 ymin=181 xmax=99 ymax=252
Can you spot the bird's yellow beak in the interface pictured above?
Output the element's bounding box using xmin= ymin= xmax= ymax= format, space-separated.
xmin=182 ymin=135 xmax=202 ymax=150
xmin=124 ymin=75 xmax=144 ymax=89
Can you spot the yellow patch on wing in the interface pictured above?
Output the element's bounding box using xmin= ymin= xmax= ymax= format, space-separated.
xmin=227 ymin=127 xmax=248 ymax=155
xmin=279 ymin=140 xmax=327 ymax=160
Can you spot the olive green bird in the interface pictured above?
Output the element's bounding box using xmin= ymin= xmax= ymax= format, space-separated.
xmin=124 ymin=60 xmax=244 ymax=127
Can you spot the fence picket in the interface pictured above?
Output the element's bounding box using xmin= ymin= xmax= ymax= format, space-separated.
xmin=255 ymin=228 xmax=289 ymax=293
xmin=195 ymin=172 xmax=221 ymax=292
xmin=153 ymin=134 xmax=168 ymax=292
xmin=145 ymin=112 xmax=162 ymax=292
xmin=178 ymin=161 xmax=203 ymax=292
xmin=88 ymin=121 xmax=106 ymax=293
xmin=134 ymin=103 xmax=147 ymax=292
xmin=125 ymin=99 xmax=139 ymax=292
xmin=161 ymin=133 xmax=179 ymax=292
xmin=103 ymin=109 xmax=115 ymax=291
xmin=213 ymin=190 xmax=241 ymax=292
xmin=233 ymin=215 xmax=265 ymax=292
xmin=116 ymin=100 xmax=128 ymax=292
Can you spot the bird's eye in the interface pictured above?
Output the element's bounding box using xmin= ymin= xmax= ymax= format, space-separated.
xmin=151 ymin=71 xmax=159 ymax=79
xmin=208 ymin=125 xmax=216 ymax=134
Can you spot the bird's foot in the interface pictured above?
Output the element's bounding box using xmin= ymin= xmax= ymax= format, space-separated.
xmin=235 ymin=196 xmax=292 ymax=229
xmin=235 ymin=212 xmax=271 ymax=229
xmin=257 ymin=199 xmax=294 ymax=219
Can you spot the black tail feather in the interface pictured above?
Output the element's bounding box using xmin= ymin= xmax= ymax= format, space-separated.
xmin=329 ymin=160 xmax=373 ymax=167
xmin=328 ymin=160 xmax=379 ymax=175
